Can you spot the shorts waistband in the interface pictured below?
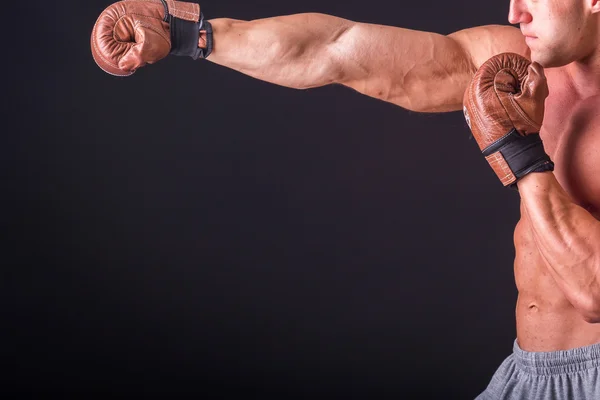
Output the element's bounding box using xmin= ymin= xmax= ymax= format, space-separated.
xmin=513 ymin=340 xmax=600 ymax=376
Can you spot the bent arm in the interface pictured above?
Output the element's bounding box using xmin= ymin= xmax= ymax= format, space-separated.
xmin=518 ymin=173 xmax=600 ymax=323
xmin=206 ymin=14 xmax=529 ymax=112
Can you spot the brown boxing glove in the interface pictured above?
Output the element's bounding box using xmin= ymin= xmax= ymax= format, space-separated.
xmin=91 ymin=0 xmax=213 ymax=76
xmin=463 ymin=52 xmax=554 ymax=187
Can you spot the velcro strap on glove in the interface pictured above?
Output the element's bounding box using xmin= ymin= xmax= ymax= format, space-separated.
xmin=482 ymin=129 xmax=554 ymax=188
xmin=159 ymin=0 xmax=212 ymax=59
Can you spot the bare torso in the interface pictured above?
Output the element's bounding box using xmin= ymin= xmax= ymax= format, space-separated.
xmin=514 ymin=67 xmax=600 ymax=352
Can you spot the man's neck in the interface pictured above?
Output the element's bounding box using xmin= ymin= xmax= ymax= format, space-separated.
xmin=565 ymin=47 xmax=600 ymax=98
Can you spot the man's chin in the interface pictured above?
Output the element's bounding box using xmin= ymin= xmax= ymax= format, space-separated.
xmin=530 ymin=52 xmax=553 ymax=68
xmin=533 ymin=59 xmax=549 ymax=68
xmin=531 ymin=50 xmax=572 ymax=69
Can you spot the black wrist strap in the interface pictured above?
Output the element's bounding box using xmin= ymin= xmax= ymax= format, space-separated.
xmin=159 ymin=0 xmax=212 ymax=60
xmin=169 ymin=14 xmax=203 ymax=59
xmin=481 ymin=129 xmax=554 ymax=189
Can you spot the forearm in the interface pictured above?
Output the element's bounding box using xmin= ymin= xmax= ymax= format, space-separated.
xmin=518 ymin=172 xmax=600 ymax=321
xmin=205 ymin=14 xmax=352 ymax=89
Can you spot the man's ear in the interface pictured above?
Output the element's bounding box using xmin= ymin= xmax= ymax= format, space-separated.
xmin=592 ymin=0 xmax=600 ymax=14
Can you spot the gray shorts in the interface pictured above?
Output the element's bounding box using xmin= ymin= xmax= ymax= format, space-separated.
xmin=475 ymin=339 xmax=600 ymax=400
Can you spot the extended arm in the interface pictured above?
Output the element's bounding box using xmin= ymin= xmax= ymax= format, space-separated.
xmin=207 ymin=15 xmax=529 ymax=112
xmin=91 ymin=2 xmax=529 ymax=112
xmin=518 ymin=172 xmax=600 ymax=323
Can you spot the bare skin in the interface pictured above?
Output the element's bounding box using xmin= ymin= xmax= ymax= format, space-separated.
xmin=197 ymin=2 xmax=600 ymax=352
xmin=203 ymin=16 xmax=528 ymax=112
xmin=515 ymin=79 xmax=600 ymax=351
xmin=510 ymin=0 xmax=600 ymax=351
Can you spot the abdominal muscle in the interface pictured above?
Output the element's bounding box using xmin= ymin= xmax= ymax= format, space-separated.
xmin=513 ymin=214 xmax=600 ymax=352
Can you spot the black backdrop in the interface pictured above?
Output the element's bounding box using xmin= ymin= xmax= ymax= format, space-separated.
xmin=7 ymin=0 xmax=523 ymax=398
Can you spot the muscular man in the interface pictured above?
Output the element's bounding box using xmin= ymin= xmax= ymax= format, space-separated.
xmin=91 ymin=0 xmax=600 ymax=398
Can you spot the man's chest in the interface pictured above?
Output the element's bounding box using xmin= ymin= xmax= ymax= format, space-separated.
xmin=540 ymin=92 xmax=600 ymax=216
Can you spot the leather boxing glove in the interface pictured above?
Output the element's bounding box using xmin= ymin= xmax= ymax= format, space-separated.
xmin=462 ymin=52 xmax=554 ymax=187
xmin=91 ymin=0 xmax=213 ymax=76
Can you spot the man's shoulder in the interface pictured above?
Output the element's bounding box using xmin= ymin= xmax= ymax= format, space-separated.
xmin=449 ymin=25 xmax=529 ymax=68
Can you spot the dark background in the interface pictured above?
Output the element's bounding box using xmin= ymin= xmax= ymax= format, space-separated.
xmin=7 ymin=0 xmax=522 ymax=398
